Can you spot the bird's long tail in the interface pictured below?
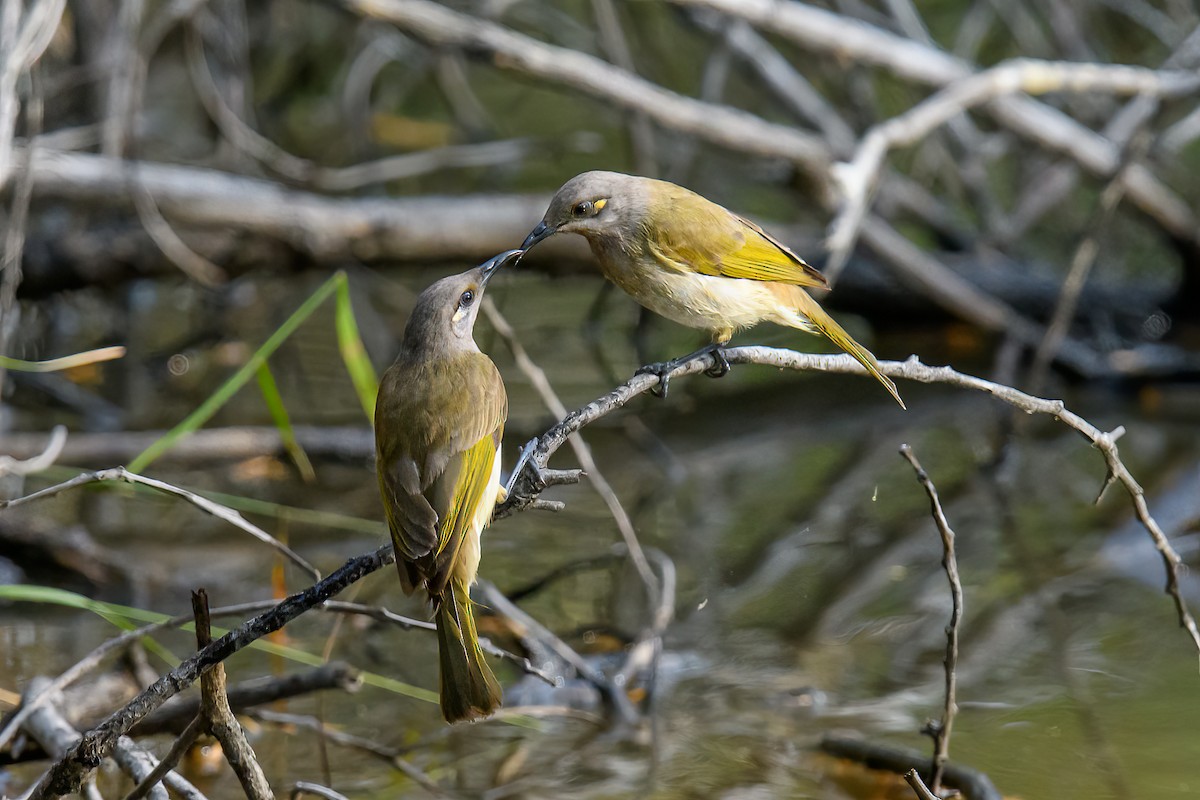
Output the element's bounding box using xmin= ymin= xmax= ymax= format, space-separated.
xmin=435 ymin=579 xmax=502 ymax=723
xmin=789 ymin=289 xmax=906 ymax=409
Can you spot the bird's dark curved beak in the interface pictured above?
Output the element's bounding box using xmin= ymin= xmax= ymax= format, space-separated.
xmin=521 ymin=220 xmax=555 ymax=250
xmin=479 ymin=248 xmax=523 ymax=288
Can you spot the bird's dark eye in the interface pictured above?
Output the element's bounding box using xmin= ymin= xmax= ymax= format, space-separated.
xmin=459 ymin=290 xmax=474 ymax=307
xmin=572 ymin=200 xmax=594 ymax=217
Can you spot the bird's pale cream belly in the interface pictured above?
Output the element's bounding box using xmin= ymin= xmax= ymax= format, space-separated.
xmin=454 ymin=442 xmax=503 ymax=587
xmin=599 ymin=256 xmax=804 ymax=336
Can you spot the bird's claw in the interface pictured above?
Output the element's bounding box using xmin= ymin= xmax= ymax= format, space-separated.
xmin=635 ymin=361 xmax=676 ymax=398
xmin=636 ymin=344 xmax=730 ymax=398
xmin=703 ymin=344 xmax=730 ymax=378
xmin=504 ymin=438 xmax=540 ymax=497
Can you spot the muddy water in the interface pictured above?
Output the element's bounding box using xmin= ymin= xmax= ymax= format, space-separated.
xmin=2 ymin=264 xmax=1199 ymax=799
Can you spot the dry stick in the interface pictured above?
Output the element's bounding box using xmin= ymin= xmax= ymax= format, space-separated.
xmin=342 ymin=0 xmax=1115 ymax=380
xmin=129 ymin=168 xmax=228 ymax=287
xmin=592 ymin=0 xmax=658 ymax=176
xmin=0 ymin=424 xmax=65 ymax=477
xmin=320 ymin=600 xmax=558 ymax=687
xmin=343 ymin=0 xmax=831 ymax=171
xmin=825 ymin=58 xmax=1200 ymax=282
xmin=668 ymin=0 xmax=1199 ymax=246
xmin=185 ymin=18 xmax=540 ymax=191
xmin=289 ymin=782 xmax=350 ymax=800
xmin=132 ymin=662 xmax=363 ymax=737
xmin=1027 ymin=129 xmax=1153 ymax=396
xmin=904 ymin=768 xmax=941 ymax=800
xmin=0 ymin=40 xmax=42 ymax=382
xmin=248 ymin=710 xmax=454 ymax=798
xmin=687 ymin=10 xmax=972 ymax=249
xmin=123 ymin=715 xmax=206 ymax=800
xmin=687 ymin=10 xmax=856 ymax=153
xmin=192 ymin=589 xmax=273 ymax=800
xmin=857 ymin=217 xmax=1107 ymax=378
xmin=475 ymin=581 xmax=641 ymax=727
xmin=22 ymin=348 xmax=1200 ymax=794
xmin=20 ymin=147 xmax=555 ymax=262
xmin=899 ymin=445 xmax=963 ymax=796
xmin=495 ymin=346 xmax=1199 ymax=656
xmin=820 ymin=736 xmax=1000 ymax=800
xmin=27 ymin=545 xmax=394 ymax=799
xmin=0 ymin=466 xmax=321 ymax=580
xmin=0 ymin=600 xmax=281 ymax=752
xmin=0 ymin=0 xmax=63 ymax=191
xmin=1005 ymin=23 xmax=1200 ymax=244
xmin=482 ymin=298 xmax=660 ymax=604
xmin=0 ymin=424 xmax=376 ymax=464
xmin=17 ymin=679 xmax=206 ymax=800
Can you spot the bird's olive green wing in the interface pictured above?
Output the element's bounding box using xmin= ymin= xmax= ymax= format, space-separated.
xmin=427 ymin=424 xmax=503 ymax=597
xmin=646 ymin=184 xmax=828 ymax=288
xmin=376 ymin=355 xmax=507 ymax=594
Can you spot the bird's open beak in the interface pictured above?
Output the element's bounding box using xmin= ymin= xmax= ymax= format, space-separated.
xmin=521 ymin=220 xmax=555 ymax=250
xmin=479 ymin=248 xmax=524 ymax=288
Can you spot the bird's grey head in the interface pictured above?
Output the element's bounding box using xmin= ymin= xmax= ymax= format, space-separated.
xmin=401 ymin=250 xmax=522 ymax=357
xmin=522 ymin=171 xmax=646 ymax=249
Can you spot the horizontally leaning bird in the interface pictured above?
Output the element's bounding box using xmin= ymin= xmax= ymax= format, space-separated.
xmin=522 ymin=171 xmax=904 ymax=407
xmin=374 ymin=250 xmax=521 ymax=722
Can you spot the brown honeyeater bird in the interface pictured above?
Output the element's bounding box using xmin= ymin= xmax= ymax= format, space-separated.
xmin=522 ymin=171 xmax=904 ymax=407
xmin=374 ymin=249 xmax=521 ymax=723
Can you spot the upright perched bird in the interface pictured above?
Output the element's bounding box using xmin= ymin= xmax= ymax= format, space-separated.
xmin=522 ymin=171 xmax=903 ymax=407
xmin=374 ymin=250 xmax=521 ymax=723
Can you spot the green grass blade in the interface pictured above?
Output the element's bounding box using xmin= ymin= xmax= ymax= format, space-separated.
xmin=129 ymin=274 xmax=343 ymax=473
xmin=0 ymin=584 xmax=431 ymax=701
xmin=34 ymin=465 xmax=383 ymax=536
xmin=256 ymin=362 xmax=316 ymax=482
xmin=335 ymin=273 xmax=379 ymax=422
xmin=0 ymin=346 xmax=126 ymax=372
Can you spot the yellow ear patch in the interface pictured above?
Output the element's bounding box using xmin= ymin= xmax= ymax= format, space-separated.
xmin=594 ymin=198 xmax=607 ymax=211
xmin=452 ymin=308 xmax=467 ymax=323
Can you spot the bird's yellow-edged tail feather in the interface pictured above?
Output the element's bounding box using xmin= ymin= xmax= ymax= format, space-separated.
xmin=436 ymin=579 xmax=502 ymax=723
xmin=789 ymin=289 xmax=906 ymax=409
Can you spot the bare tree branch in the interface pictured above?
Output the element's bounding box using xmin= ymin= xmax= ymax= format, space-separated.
xmin=343 ymin=0 xmax=832 ymax=172
xmin=826 ymin=59 xmax=1200 ymax=281
xmin=900 ymin=445 xmax=963 ymax=795
xmin=0 ymin=466 xmax=321 ymax=580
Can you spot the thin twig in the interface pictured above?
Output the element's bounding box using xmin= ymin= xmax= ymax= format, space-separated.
xmin=0 ymin=600 xmax=281 ymax=751
xmin=193 ymin=589 xmax=273 ymax=800
xmin=826 ymin=59 xmax=1200 ymax=282
xmin=27 ymin=546 xmax=394 ymax=799
xmin=131 ymin=662 xmax=363 ymax=737
xmin=345 ymin=0 xmax=830 ymax=170
xmin=904 ymin=768 xmax=940 ymax=800
xmin=482 ymin=298 xmax=660 ymax=607
xmin=289 ymin=782 xmax=350 ymax=800
xmin=0 ymin=466 xmax=320 ymax=580
xmin=899 ymin=445 xmax=963 ymax=794
xmin=475 ymin=580 xmax=641 ymax=726
xmin=1027 ymin=129 xmax=1154 ymax=395
xmin=495 ymin=345 xmax=1198 ymax=657
xmin=320 ymin=600 xmax=557 ymax=687
xmin=0 ymin=424 xmax=65 ymax=477
xmin=122 ymin=715 xmax=205 ymax=800
xmin=819 ymin=735 xmax=1001 ymax=800
xmin=669 ymin=0 xmax=1200 ymax=245
xmin=592 ymin=0 xmax=657 ymax=175
xmin=249 ymin=710 xmax=454 ymax=798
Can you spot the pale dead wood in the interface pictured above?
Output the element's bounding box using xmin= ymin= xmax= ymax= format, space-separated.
xmin=192 ymin=589 xmax=273 ymax=800
xmin=899 ymin=445 xmax=963 ymax=795
xmin=344 ymin=0 xmax=832 ymax=171
xmin=0 ymin=466 xmax=321 ymax=579
xmin=826 ymin=59 xmax=1200 ymax=281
